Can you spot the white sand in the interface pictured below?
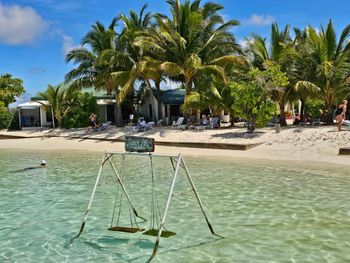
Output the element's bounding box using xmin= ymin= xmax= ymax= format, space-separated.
xmin=1 ymin=125 xmax=349 ymax=167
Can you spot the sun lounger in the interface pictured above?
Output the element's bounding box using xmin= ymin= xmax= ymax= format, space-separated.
xmin=172 ymin=117 xmax=184 ymax=127
xmin=209 ymin=117 xmax=219 ymax=129
xmin=98 ymin=121 xmax=112 ymax=131
xmin=311 ymin=119 xmax=322 ymax=126
xmin=172 ymin=117 xmax=186 ymax=130
xmin=132 ymin=121 xmax=155 ymax=132
xmin=343 ymin=120 xmax=350 ymax=130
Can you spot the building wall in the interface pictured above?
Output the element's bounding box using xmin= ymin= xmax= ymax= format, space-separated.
xmin=139 ymin=96 xmax=159 ymax=121
xmin=40 ymin=106 xmax=47 ymax=126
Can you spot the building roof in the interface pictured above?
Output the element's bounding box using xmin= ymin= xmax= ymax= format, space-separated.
xmin=17 ymin=101 xmax=49 ymax=109
xmin=30 ymin=87 xmax=115 ymax=101
xmin=160 ymin=89 xmax=185 ymax=105
xmin=81 ymin=88 xmax=115 ymax=99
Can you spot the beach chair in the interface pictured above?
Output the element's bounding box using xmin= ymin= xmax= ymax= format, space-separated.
xmin=156 ymin=119 xmax=163 ymax=127
xmin=144 ymin=121 xmax=155 ymax=131
xmin=98 ymin=121 xmax=112 ymax=131
xmin=133 ymin=121 xmax=155 ymax=132
xmin=209 ymin=117 xmax=219 ymax=129
xmin=172 ymin=117 xmax=184 ymax=127
xmin=172 ymin=117 xmax=186 ymax=130
xmin=343 ymin=120 xmax=350 ymax=130
xmin=311 ymin=119 xmax=322 ymax=126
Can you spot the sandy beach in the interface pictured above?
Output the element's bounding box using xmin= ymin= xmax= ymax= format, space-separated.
xmin=1 ymin=125 xmax=349 ymax=167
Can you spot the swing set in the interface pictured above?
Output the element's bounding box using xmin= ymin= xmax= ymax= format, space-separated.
xmin=71 ymin=137 xmax=217 ymax=262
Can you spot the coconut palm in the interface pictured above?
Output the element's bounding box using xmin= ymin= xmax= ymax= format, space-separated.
xmin=136 ymin=0 xmax=244 ymax=97
xmin=38 ymin=84 xmax=78 ymax=127
xmin=294 ymin=20 xmax=350 ymax=123
xmin=100 ymin=5 xmax=161 ymax=120
xmin=248 ymin=23 xmax=295 ymax=126
xmin=288 ymin=28 xmax=320 ymax=122
xmin=65 ymin=19 xmax=126 ymax=125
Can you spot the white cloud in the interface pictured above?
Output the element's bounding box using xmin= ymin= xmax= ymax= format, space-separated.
xmin=61 ymin=35 xmax=78 ymax=56
xmin=29 ymin=67 xmax=46 ymax=74
xmin=239 ymin=39 xmax=248 ymax=48
xmin=238 ymin=38 xmax=254 ymax=49
xmin=243 ymin=14 xmax=275 ymax=27
xmin=0 ymin=3 xmax=48 ymax=45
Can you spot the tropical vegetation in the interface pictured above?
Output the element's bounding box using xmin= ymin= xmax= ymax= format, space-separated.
xmin=0 ymin=74 xmax=25 ymax=107
xmin=38 ymin=84 xmax=79 ymax=127
xmin=0 ymin=74 xmax=25 ymax=130
xmin=15 ymin=0 xmax=350 ymax=130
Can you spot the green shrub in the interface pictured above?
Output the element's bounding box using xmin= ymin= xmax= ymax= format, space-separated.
xmin=0 ymin=103 xmax=13 ymax=130
xmin=305 ymin=99 xmax=326 ymax=119
xmin=7 ymin=109 xmax=20 ymax=130
xmin=230 ymin=80 xmax=275 ymax=128
xmin=62 ymin=92 xmax=99 ymax=128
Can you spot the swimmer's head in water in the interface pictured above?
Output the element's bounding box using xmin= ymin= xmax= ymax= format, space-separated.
xmin=40 ymin=160 xmax=46 ymax=166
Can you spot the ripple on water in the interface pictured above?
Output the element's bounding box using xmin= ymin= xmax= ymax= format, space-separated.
xmin=1 ymin=150 xmax=350 ymax=262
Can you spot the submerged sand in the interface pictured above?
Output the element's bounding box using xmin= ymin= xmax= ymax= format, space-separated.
xmin=0 ymin=125 xmax=349 ymax=167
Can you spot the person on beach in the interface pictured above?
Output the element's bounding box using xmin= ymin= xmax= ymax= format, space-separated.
xmin=335 ymin=100 xmax=347 ymax=131
xmin=85 ymin=113 xmax=99 ymax=133
xmin=89 ymin=113 xmax=98 ymax=128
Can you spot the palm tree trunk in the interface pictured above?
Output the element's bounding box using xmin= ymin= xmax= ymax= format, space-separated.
xmin=325 ymin=104 xmax=334 ymax=125
xmin=155 ymin=81 xmax=162 ymax=121
xmin=279 ymin=101 xmax=287 ymax=127
xmin=300 ymin=99 xmax=305 ymax=122
xmin=56 ymin=116 xmax=62 ymax=127
xmin=115 ymin=96 xmax=123 ymax=127
xmin=145 ymin=79 xmax=157 ymax=121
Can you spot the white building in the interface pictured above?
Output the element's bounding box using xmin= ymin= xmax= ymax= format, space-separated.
xmin=17 ymin=100 xmax=54 ymax=129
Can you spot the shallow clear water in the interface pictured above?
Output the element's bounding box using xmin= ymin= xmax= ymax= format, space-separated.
xmin=1 ymin=150 xmax=350 ymax=263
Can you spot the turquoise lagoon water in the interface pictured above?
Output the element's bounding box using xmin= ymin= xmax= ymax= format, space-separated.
xmin=0 ymin=150 xmax=350 ymax=263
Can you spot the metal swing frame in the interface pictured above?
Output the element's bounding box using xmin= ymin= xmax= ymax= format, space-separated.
xmin=73 ymin=151 xmax=217 ymax=262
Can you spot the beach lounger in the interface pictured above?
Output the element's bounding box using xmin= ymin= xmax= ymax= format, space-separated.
xmin=172 ymin=117 xmax=186 ymax=130
xmin=343 ymin=120 xmax=350 ymax=130
xmin=172 ymin=117 xmax=184 ymax=127
xmin=132 ymin=121 xmax=155 ymax=132
xmin=98 ymin=121 xmax=112 ymax=131
xmin=311 ymin=119 xmax=322 ymax=126
xmin=209 ymin=117 xmax=219 ymax=129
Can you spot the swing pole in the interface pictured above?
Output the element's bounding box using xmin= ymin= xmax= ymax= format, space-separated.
xmin=147 ymin=154 xmax=182 ymax=263
xmin=180 ymin=158 xmax=217 ymax=236
xmin=108 ymin=155 xmax=147 ymax=222
xmin=71 ymin=153 xmax=107 ymax=241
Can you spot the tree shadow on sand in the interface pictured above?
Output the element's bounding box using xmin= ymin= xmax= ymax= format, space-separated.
xmin=210 ymin=131 xmax=265 ymax=139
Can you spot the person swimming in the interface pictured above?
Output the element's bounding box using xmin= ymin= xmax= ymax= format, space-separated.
xmin=17 ymin=160 xmax=47 ymax=172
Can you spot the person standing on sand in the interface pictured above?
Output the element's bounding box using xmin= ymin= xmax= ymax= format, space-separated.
xmin=335 ymin=100 xmax=347 ymax=131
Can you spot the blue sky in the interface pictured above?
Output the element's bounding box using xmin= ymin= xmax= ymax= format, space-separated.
xmin=0 ymin=0 xmax=349 ymax=103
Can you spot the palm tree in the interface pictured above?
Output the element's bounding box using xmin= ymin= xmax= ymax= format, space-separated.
xmin=65 ymin=19 xmax=125 ymax=125
xmin=136 ymin=0 xmax=244 ymax=97
xmin=294 ymin=20 xmax=350 ymax=123
xmin=248 ymin=23 xmax=295 ymax=126
xmin=100 ymin=5 xmax=161 ymax=120
xmin=288 ymin=28 xmax=320 ymax=122
xmin=38 ymin=84 xmax=78 ymax=127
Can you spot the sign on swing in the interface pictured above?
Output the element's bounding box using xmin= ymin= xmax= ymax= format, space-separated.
xmin=125 ymin=136 xmax=155 ymax=152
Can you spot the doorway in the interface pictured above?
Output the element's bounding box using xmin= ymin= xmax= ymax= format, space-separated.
xmin=106 ymin=105 xmax=115 ymax=123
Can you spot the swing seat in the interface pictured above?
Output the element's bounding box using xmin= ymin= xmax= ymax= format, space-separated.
xmin=108 ymin=226 xmax=145 ymax=233
xmin=142 ymin=228 xmax=176 ymax=238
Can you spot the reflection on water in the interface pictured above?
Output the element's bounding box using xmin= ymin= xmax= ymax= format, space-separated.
xmin=1 ymin=150 xmax=350 ymax=262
